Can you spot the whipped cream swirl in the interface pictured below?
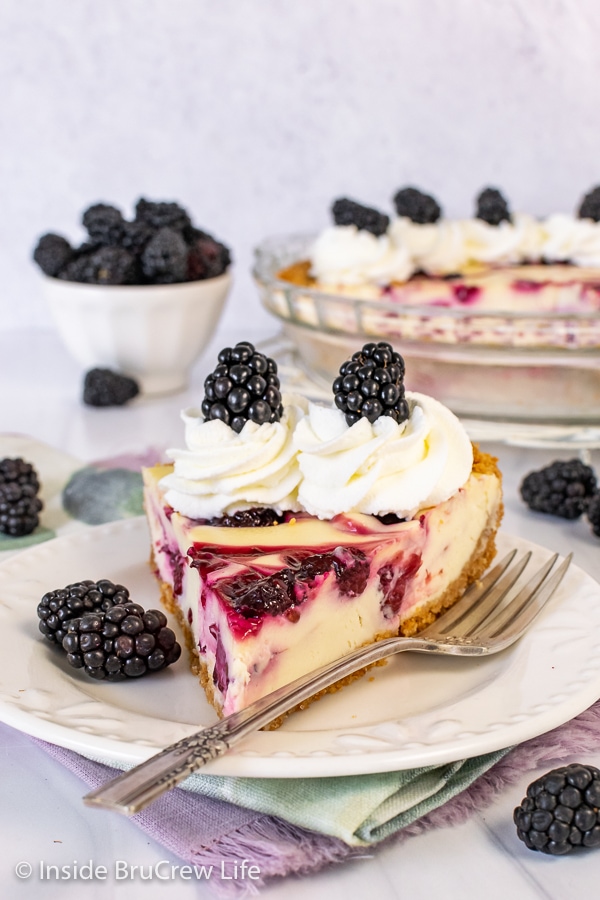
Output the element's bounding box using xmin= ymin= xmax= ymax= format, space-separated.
xmin=293 ymin=392 xmax=473 ymax=519
xmin=310 ymin=225 xmax=414 ymax=285
xmin=310 ymin=212 xmax=600 ymax=284
xmin=390 ymin=213 xmax=543 ymax=275
xmin=390 ymin=217 xmax=470 ymax=275
xmin=161 ymin=396 xmax=307 ymax=519
xmin=541 ymin=213 xmax=600 ymax=267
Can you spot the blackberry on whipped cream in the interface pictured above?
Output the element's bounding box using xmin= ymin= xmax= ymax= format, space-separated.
xmin=202 ymin=341 xmax=283 ymax=433
xmin=332 ymin=341 xmax=409 ymax=426
xmin=393 ymin=187 xmax=442 ymax=224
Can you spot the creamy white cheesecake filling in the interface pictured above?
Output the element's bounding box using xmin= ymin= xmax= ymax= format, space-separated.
xmin=144 ymin=464 xmax=501 ymax=716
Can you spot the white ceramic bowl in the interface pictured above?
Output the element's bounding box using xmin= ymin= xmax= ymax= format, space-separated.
xmin=43 ymin=273 xmax=232 ymax=395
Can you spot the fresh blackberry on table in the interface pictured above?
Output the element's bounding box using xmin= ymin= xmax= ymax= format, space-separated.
xmin=187 ymin=233 xmax=231 ymax=280
xmin=82 ymin=203 xmax=126 ymax=246
xmin=37 ymin=579 xmax=131 ymax=645
xmin=141 ymin=227 xmax=188 ymax=283
xmin=519 ymin=459 xmax=597 ymax=519
xmin=586 ymin=493 xmax=600 ymax=538
xmin=392 ymin=186 xmax=442 ymax=224
xmin=578 ymin=185 xmax=600 ymax=222
xmin=202 ymin=341 xmax=283 ymax=433
xmin=32 ymin=233 xmax=75 ymax=277
xmin=60 ymin=246 xmax=137 ymax=285
xmin=332 ymin=341 xmax=409 ymax=427
xmin=0 ymin=457 xmax=43 ymax=537
xmin=135 ymin=198 xmax=192 ymax=233
xmin=62 ymin=604 xmax=181 ymax=680
xmin=475 ymin=187 xmax=512 ymax=226
xmin=514 ymin=764 xmax=600 ymax=854
xmin=83 ymin=368 xmax=140 ymax=407
xmin=331 ymin=198 xmax=390 ymax=237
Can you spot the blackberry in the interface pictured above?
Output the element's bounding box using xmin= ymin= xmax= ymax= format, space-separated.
xmin=32 ymin=233 xmax=74 ymax=277
xmin=210 ymin=508 xmax=284 ymax=528
xmin=332 ymin=341 xmax=409 ymax=427
xmin=82 ymin=203 xmax=126 ymax=246
xmin=514 ymin=764 xmax=600 ymax=854
xmin=60 ymin=246 xmax=137 ymax=285
xmin=578 ymin=186 xmax=600 ymax=222
xmin=331 ymin=198 xmax=390 ymax=237
xmin=0 ymin=457 xmax=43 ymax=537
xmin=223 ymin=569 xmax=296 ymax=618
xmin=202 ymin=341 xmax=283 ymax=433
xmin=587 ymin=492 xmax=600 ymax=538
xmin=141 ymin=227 xmax=188 ymax=283
xmin=520 ymin=459 xmax=597 ymax=519
xmin=83 ymin=368 xmax=140 ymax=407
xmin=392 ymin=187 xmax=442 ymax=224
xmin=119 ymin=220 xmax=154 ymax=256
xmin=62 ymin=605 xmax=181 ymax=680
xmin=475 ymin=187 xmax=512 ymax=226
xmin=134 ymin=198 xmax=192 ymax=233
xmin=187 ymin=233 xmax=231 ymax=280
xmin=220 ymin=548 xmax=370 ymax=619
xmin=37 ymin=579 xmax=131 ymax=645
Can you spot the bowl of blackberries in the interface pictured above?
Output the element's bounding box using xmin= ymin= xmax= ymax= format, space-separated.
xmin=33 ymin=198 xmax=232 ymax=395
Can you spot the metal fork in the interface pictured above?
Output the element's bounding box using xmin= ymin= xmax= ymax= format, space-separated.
xmin=84 ymin=549 xmax=572 ymax=815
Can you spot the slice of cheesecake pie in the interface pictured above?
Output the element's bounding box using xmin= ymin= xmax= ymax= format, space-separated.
xmin=143 ymin=340 xmax=503 ymax=721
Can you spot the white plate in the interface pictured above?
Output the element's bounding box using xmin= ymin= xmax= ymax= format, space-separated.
xmin=1 ymin=518 xmax=600 ymax=778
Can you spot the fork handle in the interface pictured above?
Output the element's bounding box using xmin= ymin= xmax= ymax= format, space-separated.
xmin=84 ymin=634 xmax=436 ymax=814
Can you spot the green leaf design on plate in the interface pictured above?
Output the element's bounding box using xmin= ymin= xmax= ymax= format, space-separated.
xmin=0 ymin=525 xmax=56 ymax=550
xmin=62 ymin=467 xmax=144 ymax=525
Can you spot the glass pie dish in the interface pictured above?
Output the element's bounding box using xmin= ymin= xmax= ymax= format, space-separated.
xmin=253 ymin=234 xmax=600 ymax=427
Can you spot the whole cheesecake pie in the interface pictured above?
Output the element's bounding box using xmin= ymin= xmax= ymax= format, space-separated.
xmin=143 ymin=340 xmax=503 ymax=721
xmin=276 ymin=186 xmax=600 ymax=319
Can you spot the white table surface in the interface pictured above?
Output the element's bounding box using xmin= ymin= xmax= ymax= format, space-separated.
xmin=2 ymin=326 xmax=600 ymax=900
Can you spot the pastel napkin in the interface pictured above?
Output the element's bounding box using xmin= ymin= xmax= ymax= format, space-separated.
xmin=37 ymin=699 xmax=600 ymax=897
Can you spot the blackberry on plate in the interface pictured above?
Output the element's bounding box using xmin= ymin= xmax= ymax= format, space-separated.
xmin=37 ymin=579 xmax=131 ymax=645
xmin=202 ymin=341 xmax=283 ymax=433
xmin=587 ymin=493 xmax=600 ymax=538
xmin=0 ymin=457 xmax=43 ymax=537
xmin=62 ymin=604 xmax=181 ymax=680
xmin=475 ymin=187 xmax=512 ymax=226
xmin=83 ymin=368 xmax=140 ymax=407
xmin=141 ymin=227 xmax=188 ymax=283
xmin=332 ymin=341 xmax=409 ymax=427
xmin=520 ymin=459 xmax=597 ymax=519
xmin=82 ymin=203 xmax=126 ymax=246
xmin=514 ymin=764 xmax=600 ymax=854
xmin=134 ymin=198 xmax=192 ymax=233
xmin=187 ymin=233 xmax=232 ymax=280
xmin=33 ymin=233 xmax=74 ymax=277
xmin=578 ymin=186 xmax=600 ymax=222
xmin=331 ymin=198 xmax=390 ymax=237
xmin=60 ymin=246 xmax=137 ymax=285
xmin=393 ymin=186 xmax=442 ymax=224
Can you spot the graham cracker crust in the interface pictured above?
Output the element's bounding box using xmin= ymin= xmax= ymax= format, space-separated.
xmin=277 ymin=260 xmax=315 ymax=286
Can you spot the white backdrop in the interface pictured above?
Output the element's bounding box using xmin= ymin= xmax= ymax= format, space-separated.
xmin=1 ymin=0 xmax=599 ymax=335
